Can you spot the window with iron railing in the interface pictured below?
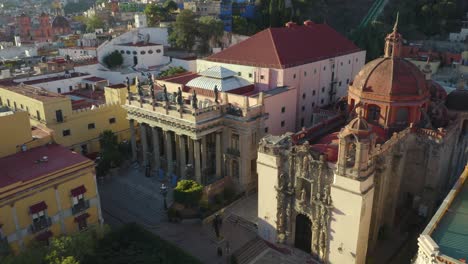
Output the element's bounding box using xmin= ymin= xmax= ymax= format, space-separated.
xmin=30 ymin=211 xmax=51 ymax=233
xmin=72 ymin=194 xmax=90 ymax=215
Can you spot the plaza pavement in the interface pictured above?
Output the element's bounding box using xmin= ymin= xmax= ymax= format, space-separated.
xmin=98 ymin=165 xmax=258 ymax=264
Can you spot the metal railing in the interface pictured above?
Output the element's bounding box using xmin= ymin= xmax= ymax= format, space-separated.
xmin=29 ymin=217 xmax=52 ymax=234
xmin=72 ymin=200 xmax=90 ymax=215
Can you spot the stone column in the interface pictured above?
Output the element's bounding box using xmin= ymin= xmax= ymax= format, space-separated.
xmin=216 ymin=132 xmax=222 ymax=177
xmin=201 ymin=136 xmax=207 ymax=183
xmin=188 ymin=138 xmax=194 ymax=165
xmin=194 ymin=139 xmax=202 ymax=183
xmin=140 ymin=123 xmax=148 ymax=166
xmin=152 ymin=127 xmax=161 ymax=170
xmin=175 ymin=135 xmax=181 ymax=176
xmin=165 ymin=130 xmax=174 ymax=176
xmin=179 ymin=135 xmax=187 ymax=177
xmin=129 ymin=119 xmax=137 ymax=162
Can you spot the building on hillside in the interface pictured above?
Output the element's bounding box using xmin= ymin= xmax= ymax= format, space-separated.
xmin=0 ymin=143 xmax=103 ymax=253
xmin=197 ymin=21 xmax=366 ymax=132
xmin=15 ymin=13 xmax=71 ymax=42
xmin=58 ymin=46 xmax=98 ymax=59
xmin=256 ymin=23 xmax=468 ymax=264
xmin=414 ymin=164 xmax=468 ymax=264
xmin=183 ymin=0 xmax=233 ymax=32
xmin=0 ymin=82 xmax=132 ymax=156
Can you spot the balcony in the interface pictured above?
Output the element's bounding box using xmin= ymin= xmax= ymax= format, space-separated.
xmin=29 ymin=217 xmax=52 ymax=234
xmin=226 ymin=147 xmax=240 ymax=156
xmin=72 ymin=200 xmax=90 ymax=215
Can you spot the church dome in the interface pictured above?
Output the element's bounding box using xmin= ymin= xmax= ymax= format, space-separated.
xmin=351 ymin=57 xmax=428 ymax=98
xmin=52 ymin=16 xmax=69 ymax=28
xmin=348 ymin=116 xmax=370 ymax=131
xmin=446 ymin=89 xmax=468 ymax=111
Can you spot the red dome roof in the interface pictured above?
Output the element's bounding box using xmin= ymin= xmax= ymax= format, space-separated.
xmin=351 ymin=57 xmax=428 ymax=99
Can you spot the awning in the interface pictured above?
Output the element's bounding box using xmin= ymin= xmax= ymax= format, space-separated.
xmin=74 ymin=213 xmax=90 ymax=222
xmin=35 ymin=230 xmax=53 ymax=241
xmin=71 ymin=185 xmax=87 ymax=197
xmin=29 ymin=201 xmax=47 ymax=214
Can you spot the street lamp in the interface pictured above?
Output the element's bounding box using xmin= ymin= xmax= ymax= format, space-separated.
xmin=160 ymin=183 xmax=168 ymax=210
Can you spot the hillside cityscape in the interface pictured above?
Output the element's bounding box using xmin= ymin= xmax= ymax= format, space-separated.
xmin=0 ymin=0 xmax=467 ymax=264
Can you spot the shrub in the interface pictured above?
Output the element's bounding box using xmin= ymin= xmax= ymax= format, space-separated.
xmin=103 ymin=51 xmax=123 ymax=69
xmin=173 ymin=180 xmax=203 ymax=207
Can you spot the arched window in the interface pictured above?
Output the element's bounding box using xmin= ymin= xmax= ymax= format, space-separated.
xmin=156 ymin=49 xmax=161 ymax=53
xmin=132 ymin=51 xmax=137 ymax=55
xmin=346 ymin=141 xmax=356 ymax=168
xmin=148 ymin=50 xmax=153 ymax=54
xmin=367 ymin=105 xmax=381 ymax=123
xmin=126 ymin=50 xmax=130 ymax=54
xmin=140 ymin=51 xmax=146 ymax=55
xmin=396 ymin=108 xmax=409 ymax=125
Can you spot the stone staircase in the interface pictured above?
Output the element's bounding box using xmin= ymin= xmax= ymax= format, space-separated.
xmin=232 ymin=237 xmax=268 ymax=264
xmin=226 ymin=214 xmax=258 ymax=233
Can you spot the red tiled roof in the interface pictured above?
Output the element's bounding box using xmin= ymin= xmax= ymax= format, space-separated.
xmin=207 ymin=23 xmax=361 ymax=69
xmin=158 ymin=72 xmax=200 ymax=84
xmin=82 ymin=76 xmax=107 ymax=82
xmin=107 ymin=83 xmax=127 ymax=89
xmin=0 ymin=144 xmax=90 ymax=189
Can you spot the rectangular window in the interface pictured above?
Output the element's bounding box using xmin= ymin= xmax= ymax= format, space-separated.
xmin=281 ymin=107 xmax=285 ymax=113
xmin=7 ymin=99 xmax=10 ymax=107
xmin=302 ymin=106 xmax=305 ymax=112
xmin=20 ymin=104 xmax=23 ymax=109
xmin=238 ymin=72 xmax=241 ymax=76
xmin=260 ymin=75 xmax=264 ymax=80
xmin=69 ymin=85 xmax=73 ymax=91
xmin=36 ymin=110 xmax=41 ymax=121
xmin=88 ymin=123 xmax=95 ymax=129
xmin=293 ymin=74 xmax=296 ymax=79
xmin=77 ymin=217 xmax=88 ymax=231
xmin=264 ymin=127 xmax=269 ymax=133
xmin=281 ymin=121 xmax=285 ymax=127
xmin=72 ymin=194 xmax=84 ymax=206
xmin=57 ymin=88 xmax=61 ymax=94
xmin=109 ymin=117 xmax=116 ymax=124
xmin=63 ymin=129 xmax=71 ymax=136
xmin=231 ymin=134 xmax=240 ymax=150
xmin=249 ymin=73 xmax=252 ymax=78
xmin=14 ymin=102 xmax=17 ymax=109
xmin=304 ymin=72 xmax=307 ymax=77
xmin=55 ymin=110 xmax=63 ymax=123
xmin=301 ymin=118 xmax=304 ymax=127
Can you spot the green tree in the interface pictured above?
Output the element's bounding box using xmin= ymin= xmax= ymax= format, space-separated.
xmin=85 ymin=15 xmax=104 ymax=32
xmin=233 ymin=16 xmax=258 ymax=36
xmin=45 ymin=231 xmax=96 ymax=264
xmin=96 ymin=130 xmax=123 ymax=176
xmin=163 ymin=0 xmax=178 ymax=12
xmin=144 ymin=3 xmax=168 ymax=26
xmin=103 ymin=51 xmax=123 ymax=69
xmin=173 ymin=180 xmax=203 ymax=207
xmin=158 ymin=66 xmax=187 ymax=78
xmin=168 ymin=10 xmax=198 ymax=51
xmin=197 ymin=16 xmax=224 ymax=54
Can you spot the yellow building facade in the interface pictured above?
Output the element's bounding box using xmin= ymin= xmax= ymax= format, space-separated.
xmin=0 ymin=84 xmax=132 ymax=155
xmin=0 ymin=144 xmax=103 ymax=254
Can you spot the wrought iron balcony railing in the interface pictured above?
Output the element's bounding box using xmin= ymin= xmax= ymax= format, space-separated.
xmin=72 ymin=200 xmax=90 ymax=215
xmin=29 ymin=217 xmax=52 ymax=234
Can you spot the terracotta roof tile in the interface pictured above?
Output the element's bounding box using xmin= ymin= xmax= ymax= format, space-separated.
xmin=207 ymin=24 xmax=360 ymax=69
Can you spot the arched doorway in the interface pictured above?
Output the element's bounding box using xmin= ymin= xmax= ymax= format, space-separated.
xmin=294 ymin=214 xmax=312 ymax=253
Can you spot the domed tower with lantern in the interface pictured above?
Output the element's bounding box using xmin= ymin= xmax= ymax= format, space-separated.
xmin=348 ymin=15 xmax=431 ymax=137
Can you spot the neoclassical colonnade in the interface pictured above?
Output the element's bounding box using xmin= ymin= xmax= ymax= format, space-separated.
xmin=128 ymin=119 xmax=223 ymax=183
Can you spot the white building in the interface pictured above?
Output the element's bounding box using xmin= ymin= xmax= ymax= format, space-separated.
xmin=134 ymin=13 xmax=147 ymax=28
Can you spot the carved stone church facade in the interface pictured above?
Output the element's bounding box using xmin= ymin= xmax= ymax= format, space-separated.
xmin=257 ymin=23 xmax=468 ymax=264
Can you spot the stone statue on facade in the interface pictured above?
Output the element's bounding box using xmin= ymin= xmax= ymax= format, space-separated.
xmin=163 ymin=85 xmax=168 ymax=102
xmin=192 ymin=90 xmax=198 ymax=109
xmin=300 ymin=188 xmax=306 ymax=202
xmin=137 ymin=79 xmax=143 ymax=97
xmin=279 ymin=173 xmax=287 ymax=190
xmin=214 ymin=85 xmax=219 ymax=104
xmin=125 ymin=76 xmax=130 ymax=93
xmin=177 ymin=87 xmax=183 ymax=105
